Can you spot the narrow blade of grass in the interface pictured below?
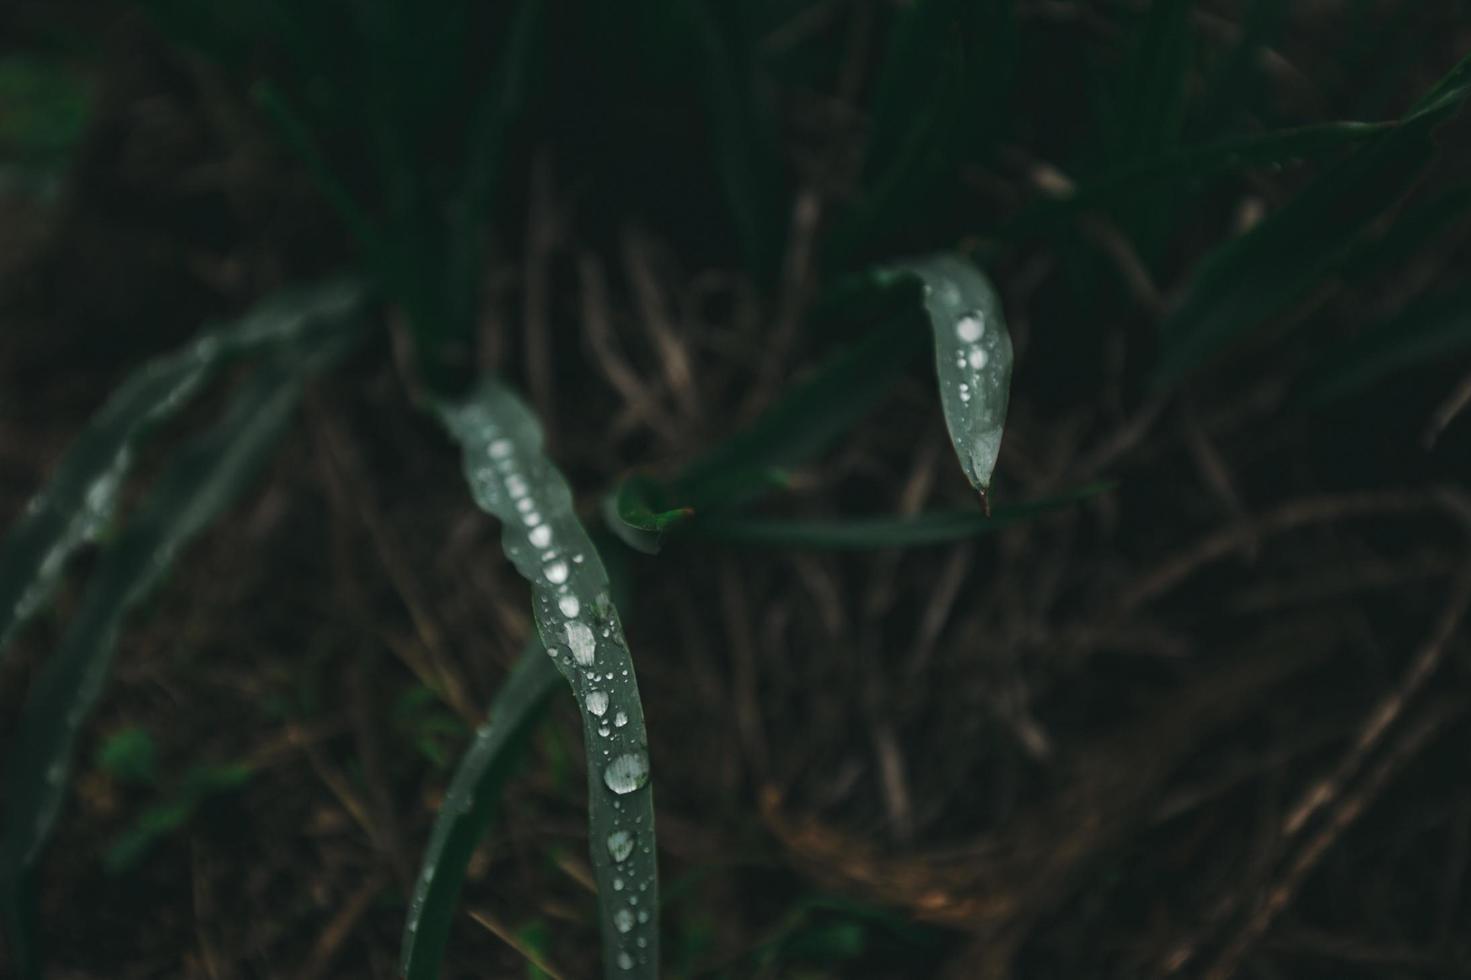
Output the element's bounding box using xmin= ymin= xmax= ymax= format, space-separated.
xmin=695 ymin=484 xmax=1109 ymax=549
xmin=436 ymin=382 xmax=658 ymax=979
xmin=607 ymin=297 xmax=928 ymax=552
xmin=898 ymin=253 xmax=1014 ymax=497
xmin=400 ymin=639 xmax=561 ymax=980
xmin=1004 ymin=118 xmax=1403 ymax=239
xmin=1301 ymin=286 xmax=1471 ymax=406
xmin=0 ymin=337 xmax=348 ymax=977
xmin=1152 ymin=53 xmax=1471 ymax=388
xmin=1109 ymin=0 xmax=1193 ymax=166
xmin=0 ymin=278 xmax=363 ymax=661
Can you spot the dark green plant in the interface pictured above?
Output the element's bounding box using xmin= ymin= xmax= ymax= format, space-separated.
xmin=3 ymin=2 xmax=1469 ymax=977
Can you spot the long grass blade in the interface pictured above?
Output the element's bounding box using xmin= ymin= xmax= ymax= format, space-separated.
xmin=436 ymin=382 xmax=658 ymax=979
xmin=899 ymin=253 xmax=1014 ymax=497
xmin=696 ymin=484 xmax=1110 ymax=549
xmin=1152 ymin=53 xmax=1471 ymax=388
xmin=607 ymin=305 xmax=927 ymax=553
xmin=1301 ymin=286 xmax=1471 ymax=406
xmin=0 ymin=336 xmax=349 ymax=977
xmin=0 ymin=279 xmax=363 ymax=661
xmin=400 ymin=640 xmax=560 ymax=980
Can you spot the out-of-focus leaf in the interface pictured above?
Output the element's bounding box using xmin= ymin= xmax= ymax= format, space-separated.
xmin=0 ymin=336 xmax=349 ymax=977
xmin=606 ymin=300 xmax=927 ymax=551
xmin=832 ymin=0 xmax=1014 ymax=266
xmin=0 ymin=278 xmax=364 ymax=662
xmin=1110 ymin=0 xmax=1193 ymax=165
xmin=102 ymin=763 xmax=253 ymax=873
xmin=1301 ymin=286 xmax=1471 ymax=406
xmin=1006 ymin=118 xmax=1404 ymax=239
xmin=1153 ymin=53 xmax=1471 ymax=388
xmin=431 ymin=382 xmax=658 ymax=979
xmin=697 ymin=484 xmax=1110 ymax=549
xmin=400 ymin=641 xmax=560 ymax=980
xmin=95 ymin=728 xmax=158 ymax=786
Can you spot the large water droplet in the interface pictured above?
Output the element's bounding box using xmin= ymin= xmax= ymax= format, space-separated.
xmin=617 ymin=951 xmax=634 ymax=970
xmin=586 ymin=690 xmax=609 ymax=716
xmin=968 ymin=347 xmax=988 ymax=370
xmin=606 ymin=829 xmax=635 ymax=862
xmin=613 ymin=908 xmax=635 ymax=933
xmin=956 ymin=312 xmax=985 ymax=344
xmin=529 ymin=524 xmax=552 ymax=548
xmin=558 ymin=595 xmax=581 ymax=618
xmin=603 ymin=751 xmax=650 ymax=795
xmin=614 ymin=711 xmax=628 ymax=728
xmin=545 ymin=560 xmax=569 ymax=585
xmin=488 ymin=438 xmax=513 ymax=459
xmin=565 ymin=621 xmax=596 ymax=665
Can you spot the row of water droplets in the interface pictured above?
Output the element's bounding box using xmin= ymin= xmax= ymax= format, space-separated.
xmin=449 ymin=388 xmax=655 ymax=972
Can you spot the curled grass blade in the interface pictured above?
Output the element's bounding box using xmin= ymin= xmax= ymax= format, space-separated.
xmin=0 ymin=337 xmax=350 ymax=977
xmin=695 ymin=484 xmax=1110 ymax=549
xmin=0 ymin=278 xmax=363 ymax=660
xmin=436 ymin=382 xmax=658 ymax=979
xmin=1152 ymin=53 xmax=1471 ymax=388
xmin=400 ymin=640 xmax=560 ymax=980
xmin=897 ymin=254 xmax=1014 ymax=497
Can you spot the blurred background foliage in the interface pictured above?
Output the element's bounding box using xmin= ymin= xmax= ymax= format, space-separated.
xmin=2 ymin=1 xmax=1471 ymax=977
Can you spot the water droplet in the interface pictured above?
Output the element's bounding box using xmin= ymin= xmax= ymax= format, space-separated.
xmin=586 ymin=690 xmax=609 ymax=716
xmin=613 ymin=877 xmax=624 ymax=891
xmin=603 ymin=751 xmax=650 ymax=795
xmin=545 ymin=560 xmax=569 ymax=585
xmin=566 ymin=621 xmax=596 ymax=665
xmin=614 ymin=711 xmax=628 ymax=728
xmin=529 ymin=524 xmax=552 ymax=548
xmin=516 ymin=498 xmax=535 ymax=514
xmin=613 ymin=908 xmax=635 ymax=933
xmin=489 ymin=438 xmax=513 ymax=459
xmin=637 ymin=909 xmax=649 ymax=924
xmin=506 ymin=475 xmax=529 ymax=498
xmin=617 ymin=951 xmax=634 ymax=970
xmin=968 ymin=347 xmax=988 ymax=370
xmin=607 ymin=830 xmax=635 ymax=862
xmin=956 ymin=313 xmax=985 ymax=344
xmin=558 ymin=595 xmax=581 ymax=618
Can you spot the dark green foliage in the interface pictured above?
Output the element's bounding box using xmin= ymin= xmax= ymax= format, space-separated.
xmin=1153 ymin=53 xmax=1471 ymax=388
xmin=0 ymin=338 xmax=349 ymax=977
xmin=401 ymin=642 xmax=560 ymax=980
xmin=696 ymin=484 xmax=1112 ymax=549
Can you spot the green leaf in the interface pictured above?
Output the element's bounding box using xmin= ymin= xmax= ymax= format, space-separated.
xmin=102 ymin=763 xmax=253 ymax=873
xmin=896 ymin=253 xmax=1013 ymax=495
xmin=696 ymin=484 xmax=1110 ymax=549
xmin=831 ymin=0 xmax=1015 ymax=265
xmin=607 ymin=301 xmax=927 ymax=549
xmin=0 ymin=339 xmax=347 ymax=977
xmin=1153 ymin=53 xmax=1471 ymax=388
xmin=604 ymin=474 xmax=697 ymax=556
xmin=1109 ymin=0 xmax=1193 ymax=165
xmin=434 ymin=381 xmax=658 ymax=980
xmin=400 ymin=641 xmax=561 ymax=980
xmin=1301 ymin=286 xmax=1471 ymax=406
xmin=95 ymin=728 xmax=158 ymax=786
xmin=1005 ymin=119 xmax=1405 ymax=240
xmin=0 ymin=278 xmax=364 ymax=662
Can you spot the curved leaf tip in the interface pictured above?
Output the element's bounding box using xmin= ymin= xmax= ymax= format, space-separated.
xmin=897 ymin=254 xmax=1014 ymax=494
